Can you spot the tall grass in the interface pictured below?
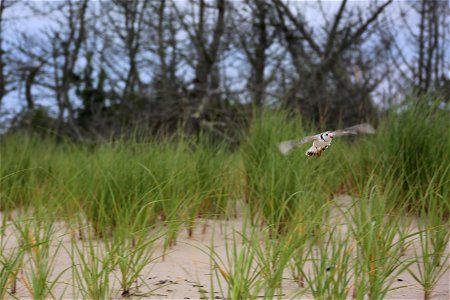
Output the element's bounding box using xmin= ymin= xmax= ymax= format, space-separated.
xmin=348 ymin=183 xmax=414 ymax=299
xmin=304 ymin=228 xmax=354 ymax=300
xmin=0 ymin=223 xmax=25 ymax=298
xmin=70 ymin=233 xmax=114 ymax=299
xmin=353 ymin=99 xmax=450 ymax=214
xmin=208 ymin=220 xmax=265 ymax=299
xmin=240 ymin=112 xmax=329 ymax=234
xmin=12 ymin=212 xmax=68 ymax=299
xmin=409 ymin=195 xmax=450 ymax=300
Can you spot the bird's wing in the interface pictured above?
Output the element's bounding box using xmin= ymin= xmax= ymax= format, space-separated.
xmin=277 ymin=134 xmax=317 ymax=155
xmin=331 ymin=130 xmax=358 ymax=137
xmin=332 ymin=123 xmax=376 ymax=137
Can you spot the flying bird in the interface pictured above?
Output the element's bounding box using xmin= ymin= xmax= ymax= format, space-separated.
xmin=278 ymin=123 xmax=375 ymax=157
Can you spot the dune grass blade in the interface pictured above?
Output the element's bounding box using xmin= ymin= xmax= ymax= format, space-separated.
xmin=408 ymin=198 xmax=450 ymax=300
xmin=12 ymin=214 xmax=67 ymax=300
xmin=348 ymin=183 xmax=414 ymax=299
xmin=305 ymin=227 xmax=354 ymax=299
xmin=207 ymin=218 xmax=265 ymax=299
xmin=0 ymin=232 xmax=25 ymax=298
xmin=70 ymin=232 xmax=114 ymax=299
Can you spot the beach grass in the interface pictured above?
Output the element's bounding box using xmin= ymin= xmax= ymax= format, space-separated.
xmin=1 ymin=101 xmax=448 ymax=299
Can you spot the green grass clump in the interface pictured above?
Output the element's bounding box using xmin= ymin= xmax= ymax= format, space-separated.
xmin=348 ymin=181 xmax=415 ymax=299
xmin=357 ymin=99 xmax=450 ymax=213
xmin=409 ymin=195 xmax=450 ymax=300
xmin=305 ymin=228 xmax=354 ymax=300
xmin=0 ymin=228 xmax=25 ymax=298
xmin=12 ymin=212 xmax=68 ymax=300
xmin=71 ymin=234 xmax=114 ymax=299
xmin=209 ymin=222 xmax=264 ymax=299
xmin=240 ymin=111 xmax=329 ymax=234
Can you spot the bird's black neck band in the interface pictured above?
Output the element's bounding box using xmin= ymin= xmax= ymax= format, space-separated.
xmin=320 ymin=133 xmax=324 ymax=141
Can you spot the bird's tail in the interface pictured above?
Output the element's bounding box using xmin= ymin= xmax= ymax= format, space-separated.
xmin=277 ymin=140 xmax=297 ymax=155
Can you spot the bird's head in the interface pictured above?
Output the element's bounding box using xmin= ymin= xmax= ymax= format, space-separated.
xmin=323 ymin=131 xmax=333 ymax=141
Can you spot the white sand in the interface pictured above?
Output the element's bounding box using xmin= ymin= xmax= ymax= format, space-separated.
xmin=1 ymin=198 xmax=449 ymax=300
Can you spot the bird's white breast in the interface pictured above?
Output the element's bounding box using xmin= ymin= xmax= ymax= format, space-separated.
xmin=313 ymin=139 xmax=331 ymax=148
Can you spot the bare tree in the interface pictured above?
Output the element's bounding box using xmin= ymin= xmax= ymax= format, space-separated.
xmin=9 ymin=31 xmax=49 ymax=113
xmin=0 ymin=0 xmax=18 ymax=110
xmin=271 ymin=0 xmax=393 ymax=125
xmin=104 ymin=0 xmax=149 ymax=106
xmin=142 ymin=0 xmax=184 ymax=131
xmin=174 ymin=0 xmax=227 ymax=133
xmin=231 ymin=0 xmax=278 ymax=110
xmin=413 ymin=0 xmax=449 ymax=95
xmin=35 ymin=0 xmax=90 ymax=134
xmin=8 ymin=0 xmax=90 ymax=134
xmin=378 ymin=0 xmax=449 ymax=103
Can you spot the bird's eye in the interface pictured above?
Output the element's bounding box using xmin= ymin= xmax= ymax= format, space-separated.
xmin=325 ymin=133 xmax=328 ymax=136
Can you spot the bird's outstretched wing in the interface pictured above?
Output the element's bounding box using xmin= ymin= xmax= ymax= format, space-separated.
xmin=332 ymin=123 xmax=376 ymax=137
xmin=278 ymin=123 xmax=375 ymax=155
xmin=277 ymin=135 xmax=317 ymax=155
